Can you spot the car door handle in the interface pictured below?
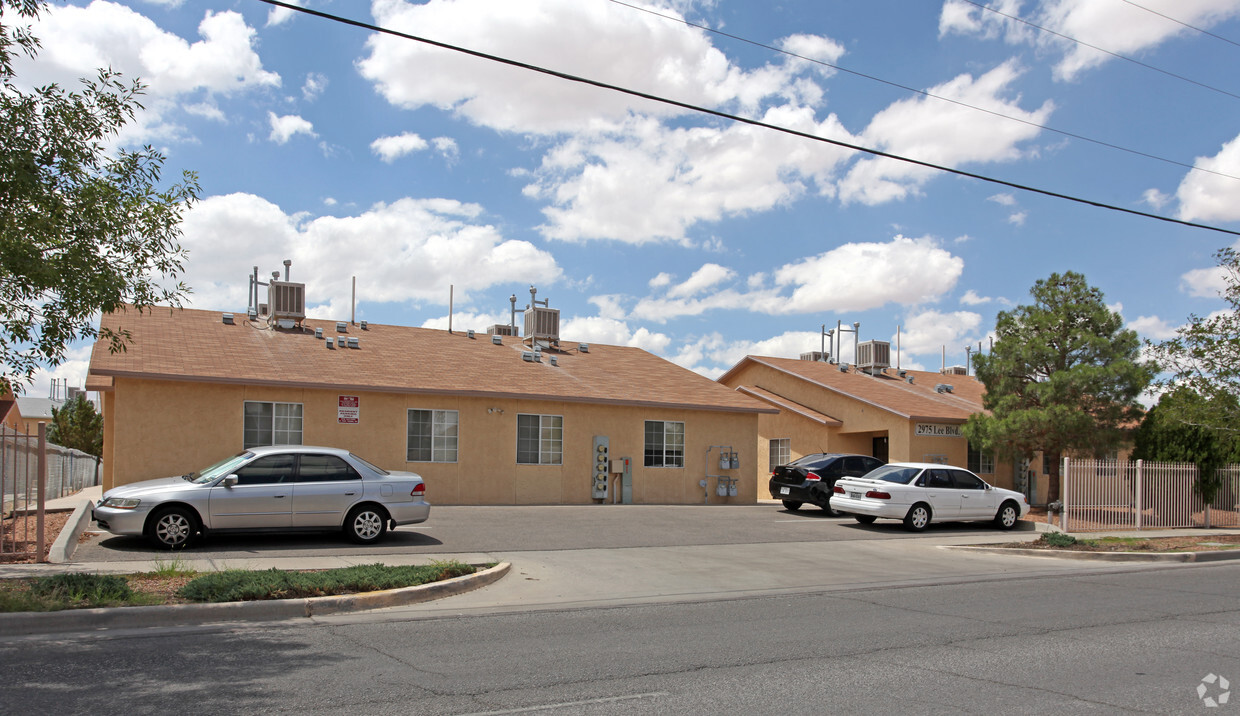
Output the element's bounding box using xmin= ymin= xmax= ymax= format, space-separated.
xmin=344 ymin=491 xmax=356 ymax=496
xmin=273 ymin=495 xmax=286 ymax=499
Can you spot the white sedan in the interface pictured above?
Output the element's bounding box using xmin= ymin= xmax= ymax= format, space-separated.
xmin=831 ymin=462 xmax=1028 ymax=532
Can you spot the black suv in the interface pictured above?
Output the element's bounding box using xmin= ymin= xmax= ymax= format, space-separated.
xmin=769 ymin=453 xmax=885 ymax=515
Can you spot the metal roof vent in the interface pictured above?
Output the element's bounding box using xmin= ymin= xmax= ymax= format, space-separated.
xmin=579 ymin=343 xmax=590 ymax=353
xmin=347 ymin=337 xmax=359 ymax=349
xmin=336 ymin=337 xmax=346 ymax=348
xmin=467 ymin=329 xmax=475 ymax=339
xmin=898 ymin=369 xmax=907 ymax=378
xmin=360 ymin=320 xmax=368 ymax=330
xmin=838 ymin=363 xmax=848 ymax=372
xmin=336 ymin=321 xmax=348 ymax=333
xmin=222 ymin=313 xmax=234 ymax=325
xmin=314 ymin=327 xmax=323 ymax=339
xmin=550 ymin=356 xmax=558 ymax=367
xmin=935 ymin=383 xmax=954 ymax=393
xmin=326 ymin=338 xmax=335 ymax=350
xmin=906 ymin=376 xmax=914 ymax=384
xmin=856 ymin=340 xmax=891 ymax=373
xmin=521 ymin=351 xmax=535 ymax=362
xmin=267 ymin=281 xmax=305 ymax=325
xmin=491 ymin=335 xmax=503 ymax=346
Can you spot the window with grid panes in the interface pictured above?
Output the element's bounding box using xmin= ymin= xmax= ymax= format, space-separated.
xmin=516 ymin=414 xmax=562 ymax=465
xmin=407 ymin=409 xmax=459 ymax=462
xmin=644 ymin=420 xmax=685 ymax=467
xmin=243 ymin=401 xmax=303 ymax=449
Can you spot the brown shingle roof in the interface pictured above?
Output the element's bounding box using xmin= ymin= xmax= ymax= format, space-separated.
xmin=720 ymin=355 xmax=987 ymax=422
xmin=89 ymin=306 xmax=773 ymax=414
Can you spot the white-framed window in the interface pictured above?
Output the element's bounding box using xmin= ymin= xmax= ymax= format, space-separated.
xmin=407 ymin=409 xmax=459 ymax=463
xmin=243 ymin=401 xmax=303 ymax=449
xmin=644 ymin=420 xmax=685 ymax=468
xmin=967 ymin=442 xmax=995 ymax=474
xmin=769 ymin=438 xmax=791 ymax=472
xmin=517 ymin=414 xmax=562 ymax=465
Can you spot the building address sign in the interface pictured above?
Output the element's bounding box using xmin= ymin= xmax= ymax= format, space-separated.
xmin=915 ymin=423 xmax=963 ymax=438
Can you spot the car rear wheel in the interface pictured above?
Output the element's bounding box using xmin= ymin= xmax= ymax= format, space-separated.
xmin=994 ymin=501 xmax=1020 ymax=530
xmin=853 ymin=514 xmax=877 ymax=525
xmin=903 ymin=503 xmax=932 ymax=532
xmin=345 ymin=504 xmax=389 ymax=544
xmin=781 ymin=500 xmax=803 ymax=511
xmin=147 ymin=506 xmax=198 ymax=549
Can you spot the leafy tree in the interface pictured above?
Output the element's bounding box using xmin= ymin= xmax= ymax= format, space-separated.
xmin=0 ymin=0 xmax=199 ymax=392
xmin=1151 ymin=247 xmax=1240 ymax=437
xmin=47 ymin=393 xmax=102 ymax=457
xmin=964 ymin=272 xmax=1155 ymax=503
xmin=1131 ymin=388 xmax=1240 ymax=504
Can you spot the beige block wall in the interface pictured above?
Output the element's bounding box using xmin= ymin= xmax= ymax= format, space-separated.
xmin=101 ymin=377 xmax=760 ymax=505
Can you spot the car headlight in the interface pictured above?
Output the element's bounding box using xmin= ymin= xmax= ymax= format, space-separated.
xmin=100 ymin=497 xmax=141 ymax=509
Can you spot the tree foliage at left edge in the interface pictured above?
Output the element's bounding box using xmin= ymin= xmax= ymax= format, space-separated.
xmin=0 ymin=0 xmax=200 ymax=392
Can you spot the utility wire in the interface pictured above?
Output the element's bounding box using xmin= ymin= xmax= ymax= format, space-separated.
xmin=254 ymin=0 xmax=1240 ymax=239
xmin=960 ymin=0 xmax=1240 ymax=101
xmin=606 ymin=0 xmax=1240 ymax=184
xmin=1119 ymin=0 xmax=1240 ymax=49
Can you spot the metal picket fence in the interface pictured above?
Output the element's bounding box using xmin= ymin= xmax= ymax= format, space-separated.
xmin=1061 ymin=458 xmax=1240 ymax=532
xmin=0 ymin=423 xmax=100 ymax=562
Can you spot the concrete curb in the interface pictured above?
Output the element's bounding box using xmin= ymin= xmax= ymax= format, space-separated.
xmin=943 ymin=545 xmax=1240 ymax=563
xmin=0 ymin=561 xmax=510 ymax=636
xmin=48 ymin=499 xmax=93 ymax=564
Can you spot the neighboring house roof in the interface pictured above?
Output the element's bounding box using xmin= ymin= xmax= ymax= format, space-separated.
xmin=15 ymin=397 xmax=62 ymax=421
xmin=88 ymin=306 xmax=775 ymax=415
xmin=719 ymin=355 xmax=986 ymax=423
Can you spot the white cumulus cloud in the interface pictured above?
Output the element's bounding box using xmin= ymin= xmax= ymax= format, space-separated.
xmin=268 ymin=112 xmax=316 ymax=144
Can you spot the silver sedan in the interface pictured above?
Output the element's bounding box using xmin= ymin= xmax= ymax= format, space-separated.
xmin=93 ymin=445 xmax=430 ymax=549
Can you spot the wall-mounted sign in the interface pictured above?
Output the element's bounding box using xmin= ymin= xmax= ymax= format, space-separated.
xmin=338 ymin=395 xmax=360 ymax=424
xmin=915 ymin=423 xmax=962 ymax=438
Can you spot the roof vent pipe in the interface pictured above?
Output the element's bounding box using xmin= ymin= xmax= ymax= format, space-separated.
xmin=283 ymin=259 xmax=291 ymax=281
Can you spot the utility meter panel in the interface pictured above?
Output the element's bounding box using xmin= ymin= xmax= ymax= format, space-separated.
xmin=592 ymin=436 xmax=609 ymax=500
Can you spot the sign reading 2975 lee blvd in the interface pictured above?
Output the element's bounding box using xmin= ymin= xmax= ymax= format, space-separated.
xmin=915 ymin=423 xmax=962 ymax=438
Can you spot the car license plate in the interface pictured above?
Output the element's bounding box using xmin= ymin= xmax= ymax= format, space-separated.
xmin=849 ymin=491 xmax=862 ymax=499
xmin=780 ymin=487 xmax=790 ymax=495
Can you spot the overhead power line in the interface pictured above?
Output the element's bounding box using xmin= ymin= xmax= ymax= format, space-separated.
xmin=960 ymin=0 xmax=1240 ymax=102
xmin=254 ymin=0 xmax=1240 ymax=239
xmin=1119 ymin=0 xmax=1240 ymax=50
xmin=606 ymin=0 xmax=1240 ymax=184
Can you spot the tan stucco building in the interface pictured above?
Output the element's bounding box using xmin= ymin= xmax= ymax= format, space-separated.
xmin=87 ymin=306 xmax=774 ymax=505
xmin=718 ymin=354 xmax=1041 ymax=500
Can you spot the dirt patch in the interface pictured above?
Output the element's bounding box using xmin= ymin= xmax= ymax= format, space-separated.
xmin=0 ymin=510 xmax=73 ymax=563
xmin=1001 ymin=533 xmax=1240 ymax=553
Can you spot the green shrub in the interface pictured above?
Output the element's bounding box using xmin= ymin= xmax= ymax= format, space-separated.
xmin=178 ymin=561 xmax=475 ymax=603
xmin=29 ymin=573 xmax=133 ymax=603
xmin=1043 ymin=532 xmax=1078 ymax=548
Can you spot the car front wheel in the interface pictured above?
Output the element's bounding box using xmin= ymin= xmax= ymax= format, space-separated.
xmin=994 ymin=501 xmax=1020 ymax=530
xmin=345 ymin=504 xmax=389 ymax=544
xmin=147 ymin=506 xmax=198 ymax=549
xmin=903 ymin=503 xmax=932 ymax=532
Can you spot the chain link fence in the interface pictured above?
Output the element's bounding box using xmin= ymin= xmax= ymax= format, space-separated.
xmin=1 ymin=423 xmax=100 ymax=562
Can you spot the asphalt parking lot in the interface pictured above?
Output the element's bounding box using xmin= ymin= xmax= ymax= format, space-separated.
xmin=73 ymin=503 xmax=1026 ymax=563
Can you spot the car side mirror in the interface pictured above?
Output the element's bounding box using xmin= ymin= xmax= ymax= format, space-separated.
xmin=984 ymin=484 xmax=992 ymax=490
xmin=221 ymin=474 xmax=238 ymax=487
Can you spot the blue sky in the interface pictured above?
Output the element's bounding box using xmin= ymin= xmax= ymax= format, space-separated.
xmin=18 ymin=0 xmax=1240 ymax=398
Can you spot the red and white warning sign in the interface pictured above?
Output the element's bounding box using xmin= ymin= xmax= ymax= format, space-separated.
xmin=338 ymin=395 xmax=360 ymax=424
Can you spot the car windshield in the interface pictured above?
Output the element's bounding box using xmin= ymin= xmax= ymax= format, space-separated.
xmin=864 ymin=465 xmax=923 ymax=485
xmin=349 ymin=453 xmax=388 ymax=475
xmin=188 ymin=452 xmax=255 ymax=484
xmin=788 ymin=454 xmax=831 ymax=467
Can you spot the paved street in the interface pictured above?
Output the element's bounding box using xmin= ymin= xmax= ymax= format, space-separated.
xmin=3 ymin=562 xmax=1237 ymax=714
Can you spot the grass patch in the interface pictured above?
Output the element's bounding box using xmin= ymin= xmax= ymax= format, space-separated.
xmin=0 ymin=560 xmax=481 ymax=612
xmin=179 ymin=561 xmax=475 ymax=602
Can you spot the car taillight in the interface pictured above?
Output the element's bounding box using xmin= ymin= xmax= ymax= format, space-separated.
xmin=412 ymin=483 xmax=426 ymax=497
xmin=865 ymin=490 xmax=891 ymax=499
xmin=832 ymin=485 xmax=844 ymax=494
xmin=805 ymin=471 xmax=822 ymax=482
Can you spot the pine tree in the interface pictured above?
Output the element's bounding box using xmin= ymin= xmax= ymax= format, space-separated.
xmin=47 ymin=394 xmax=102 ymax=457
xmin=964 ymin=272 xmax=1154 ymax=503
